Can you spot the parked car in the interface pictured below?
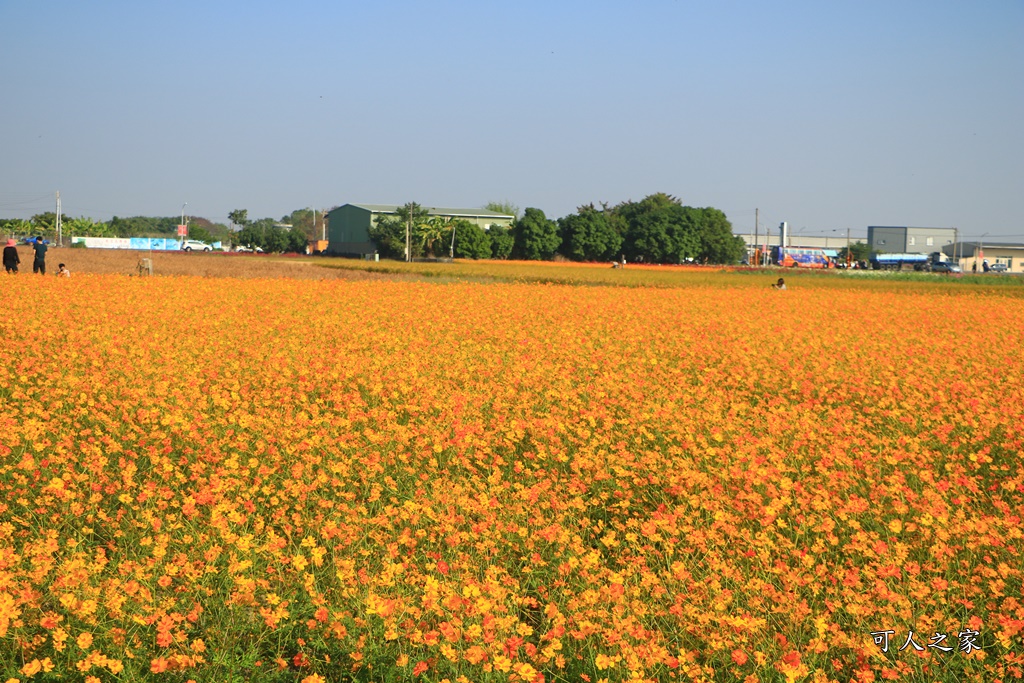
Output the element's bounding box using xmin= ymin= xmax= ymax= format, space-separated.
xmin=181 ymin=240 xmax=212 ymax=252
xmin=931 ymin=262 xmax=962 ymax=274
xmin=989 ymin=263 xmax=1008 ymax=273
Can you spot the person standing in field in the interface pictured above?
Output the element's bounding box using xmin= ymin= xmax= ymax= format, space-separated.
xmin=56 ymin=263 xmax=70 ymax=278
xmin=772 ymin=277 xmax=787 ymax=290
xmin=3 ymin=239 xmax=19 ymax=273
xmin=32 ymin=236 xmax=47 ymax=275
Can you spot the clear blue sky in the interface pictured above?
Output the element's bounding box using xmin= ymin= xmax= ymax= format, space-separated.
xmin=2 ymin=0 xmax=1021 ymax=240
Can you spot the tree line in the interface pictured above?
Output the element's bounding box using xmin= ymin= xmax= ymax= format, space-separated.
xmin=369 ymin=194 xmax=747 ymax=264
xmin=1 ymin=208 xmax=329 ymax=254
xmin=3 ymin=196 xmax=747 ymax=262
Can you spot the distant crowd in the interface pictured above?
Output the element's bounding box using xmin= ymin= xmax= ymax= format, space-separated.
xmin=3 ymin=237 xmax=70 ymax=277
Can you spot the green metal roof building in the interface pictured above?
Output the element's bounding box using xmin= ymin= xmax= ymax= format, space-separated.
xmin=325 ymin=203 xmax=515 ymax=257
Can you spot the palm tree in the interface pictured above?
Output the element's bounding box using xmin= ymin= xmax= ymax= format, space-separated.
xmin=418 ymin=216 xmax=451 ymax=257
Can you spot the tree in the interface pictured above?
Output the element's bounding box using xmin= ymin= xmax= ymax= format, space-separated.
xmin=614 ymin=195 xmax=698 ymax=264
xmin=419 ymin=216 xmax=451 ymax=257
xmin=228 ymin=209 xmax=249 ymax=230
xmin=369 ymin=203 xmax=429 ymax=260
xmin=445 ymin=219 xmax=491 ymax=259
xmin=65 ymin=216 xmax=113 ymax=238
xmin=286 ymin=229 xmax=308 ymax=253
xmin=612 ymin=194 xmax=741 ymax=264
xmin=0 ymin=218 xmax=32 ymax=236
xmin=30 ymin=212 xmax=70 ymax=236
xmin=558 ymin=204 xmax=622 ymax=261
xmin=691 ymin=207 xmax=745 ymax=264
xmin=484 ymin=201 xmax=520 ymax=219
xmin=188 ymin=225 xmax=214 ymax=244
xmin=368 ymin=214 xmax=408 ymax=259
xmin=281 ymin=208 xmax=325 ymax=240
xmin=838 ymin=240 xmax=872 ymax=263
xmin=489 ymin=227 xmax=515 ymax=260
xmin=512 ymin=208 xmax=560 ymax=260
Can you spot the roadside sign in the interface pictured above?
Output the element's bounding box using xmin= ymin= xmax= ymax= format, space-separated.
xmin=177 ymin=225 xmax=187 ymax=236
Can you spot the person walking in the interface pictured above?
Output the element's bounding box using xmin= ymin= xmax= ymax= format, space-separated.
xmin=3 ymin=239 xmax=19 ymax=273
xmin=31 ymin=236 xmax=47 ymax=275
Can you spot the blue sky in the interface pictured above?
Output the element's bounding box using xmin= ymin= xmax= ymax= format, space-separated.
xmin=1 ymin=0 xmax=1021 ymax=240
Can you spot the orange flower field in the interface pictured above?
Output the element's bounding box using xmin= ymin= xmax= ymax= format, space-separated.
xmin=1 ymin=273 xmax=1023 ymax=682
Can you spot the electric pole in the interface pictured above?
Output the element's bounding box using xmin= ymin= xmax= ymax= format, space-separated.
xmin=753 ymin=208 xmax=759 ymax=267
xmin=55 ymin=191 xmax=62 ymax=247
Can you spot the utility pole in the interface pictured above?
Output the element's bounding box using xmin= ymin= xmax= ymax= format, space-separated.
xmin=406 ymin=209 xmax=411 ymax=262
xmin=753 ymin=208 xmax=759 ymax=267
xmin=181 ymin=203 xmax=188 ymax=244
xmin=846 ymin=227 xmax=851 ymax=267
xmin=55 ymin=191 xmax=62 ymax=247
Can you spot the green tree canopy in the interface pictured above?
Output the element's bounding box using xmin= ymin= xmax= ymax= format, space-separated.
xmin=484 ymin=201 xmax=520 ymax=219
xmin=558 ymin=204 xmax=623 ymax=262
xmin=691 ymin=207 xmax=745 ymax=264
xmin=65 ymin=216 xmax=114 ymax=238
xmin=614 ymin=194 xmax=698 ymax=264
xmin=281 ymin=208 xmax=326 ymax=240
xmin=489 ymin=227 xmax=515 ymax=260
xmin=188 ymin=225 xmax=214 ymax=244
xmin=447 ymin=220 xmax=492 ymax=259
xmin=228 ymin=209 xmax=249 ymax=229
xmin=837 ymin=241 xmax=872 ymax=263
xmin=30 ymin=212 xmax=70 ymax=235
xmin=370 ymin=202 xmax=430 ymax=260
xmin=609 ymin=193 xmax=741 ymax=264
xmin=512 ymin=208 xmax=560 ymax=260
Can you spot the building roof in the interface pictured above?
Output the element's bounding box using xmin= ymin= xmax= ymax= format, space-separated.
xmin=343 ymin=203 xmax=515 ymax=219
xmin=942 ymin=241 xmax=1024 ymax=257
xmin=955 ymin=241 xmax=1024 ymax=249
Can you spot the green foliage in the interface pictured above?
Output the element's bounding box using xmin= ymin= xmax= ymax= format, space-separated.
xmin=369 ymin=215 xmax=410 ymax=259
xmin=608 ymin=194 xmax=740 ymax=264
xmin=0 ymin=218 xmax=33 ymax=235
xmin=281 ymin=208 xmax=325 ymax=240
xmin=65 ymin=216 xmax=114 ymax=237
xmin=108 ymin=216 xmax=181 ymax=237
xmin=558 ymin=204 xmax=622 ymax=261
xmin=27 ymin=212 xmax=70 ymax=238
xmin=838 ymin=240 xmax=872 ymax=263
xmin=234 ymin=218 xmax=305 ymax=253
xmin=512 ymin=208 xmax=561 ymax=260
xmin=484 ymin=200 xmax=520 ymax=219
xmin=370 ymin=203 xmax=430 ymax=260
xmin=287 ymin=228 xmax=308 ymax=253
xmin=692 ymin=207 xmax=745 ymax=264
xmin=228 ymin=209 xmax=249 ymax=228
xmin=418 ymin=216 xmax=451 ymax=257
xmin=191 ymin=218 xmax=232 ymax=242
xmin=448 ymin=220 xmax=492 ymax=259
xmin=489 ymin=226 xmax=515 ymax=260
xmin=188 ymin=225 xmax=214 ymax=244
xmin=614 ymin=194 xmax=699 ymax=264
